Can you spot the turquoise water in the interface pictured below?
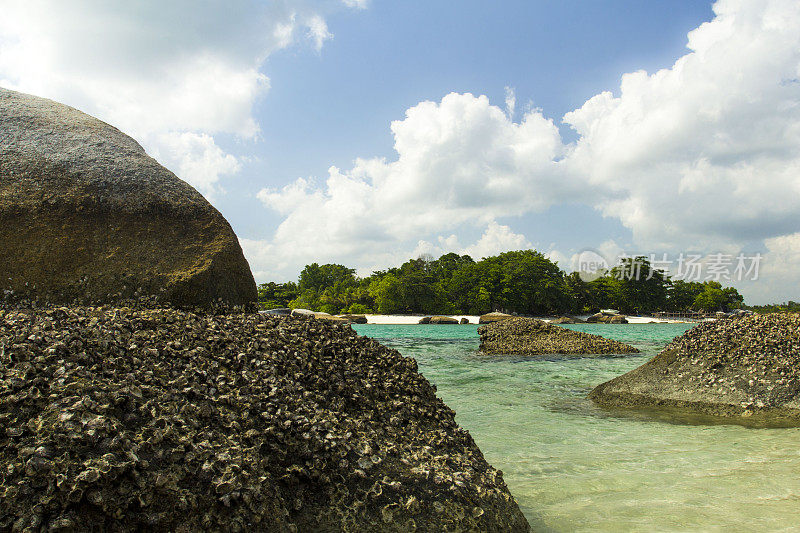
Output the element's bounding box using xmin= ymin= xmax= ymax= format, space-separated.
xmin=352 ymin=323 xmax=800 ymax=532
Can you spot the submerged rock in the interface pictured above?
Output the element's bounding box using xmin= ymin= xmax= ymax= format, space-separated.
xmin=478 ymin=312 xmax=513 ymax=324
xmin=0 ymin=306 xmax=529 ymax=532
xmin=0 ymin=87 xmax=256 ymax=308
xmin=479 ymin=317 xmax=638 ymax=356
xmin=589 ymin=314 xmax=800 ymax=425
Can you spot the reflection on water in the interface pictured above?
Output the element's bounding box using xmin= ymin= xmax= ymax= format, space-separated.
xmin=353 ymin=323 xmax=800 ymax=532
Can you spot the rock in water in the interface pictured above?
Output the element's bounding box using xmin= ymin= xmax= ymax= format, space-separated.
xmin=0 ymin=88 xmax=256 ymax=307
xmin=550 ymin=316 xmax=584 ymax=324
xmin=479 ymin=312 xmax=513 ymax=324
xmin=479 ymin=317 xmax=638 ymax=356
xmin=429 ymin=316 xmax=458 ymax=324
xmin=339 ymin=314 xmax=368 ymax=324
xmin=586 ymin=312 xmax=628 ymax=324
xmin=589 ymin=314 xmax=800 ymax=426
xmin=0 ymin=306 xmax=530 ymax=532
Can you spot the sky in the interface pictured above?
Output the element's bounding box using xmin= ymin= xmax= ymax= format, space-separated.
xmin=1 ymin=0 xmax=799 ymax=304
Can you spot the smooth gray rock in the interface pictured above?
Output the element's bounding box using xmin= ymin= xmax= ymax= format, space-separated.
xmin=0 ymin=87 xmax=256 ymax=307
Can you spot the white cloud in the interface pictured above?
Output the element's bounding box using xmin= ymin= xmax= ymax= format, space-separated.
xmin=563 ymin=0 xmax=800 ymax=251
xmin=0 ymin=0 xmax=340 ymax=196
xmin=251 ymin=0 xmax=800 ymax=301
xmin=255 ymin=92 xmax=568 ymax=269
xmin=150 ymin=132 xmax=241 ymax=197
xmin=342 ymin=0 xmax=370 ymax=9
xmin=306 ymin=15 xmax=333 ymax=51
xmin=504 ymin=86 xmax=516 ymax=120
xmin=461 ymin=221 xmax=531 ymax=259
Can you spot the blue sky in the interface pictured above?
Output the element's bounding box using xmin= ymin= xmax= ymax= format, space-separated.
xmin=219 ymin=0 xmax=714 ymax=240
xmin=2 ymin=0 xmax=799 ymax=304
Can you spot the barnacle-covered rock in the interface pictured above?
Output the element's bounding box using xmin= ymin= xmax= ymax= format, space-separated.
xmin=0 ymin=305 xmax=529 ymax=531
xmin=478 ymin=317 xmax=638 ymax=356
xmin=590 ymin=314 xmax=800 ymax=426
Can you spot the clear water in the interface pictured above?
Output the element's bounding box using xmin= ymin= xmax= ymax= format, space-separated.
xmin=352 ymin=323 xmax=800 ymax=532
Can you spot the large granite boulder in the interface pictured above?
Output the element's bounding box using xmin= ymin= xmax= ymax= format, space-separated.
xmin=479 ymin=312 xmax=513 ymax=324
xmin=479 ymin=317 xmax=638 ymax=356
xmin=0 ymin=88 xmax=256 ymax=308
xmin=589 ymin=314 xmax=800 ymax=425
xmin=0 ymin=306 xmax=530 ymax=531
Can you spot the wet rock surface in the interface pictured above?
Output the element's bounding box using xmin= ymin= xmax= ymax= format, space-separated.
xmin=590 ymin=314 xmax=800 ymax=426
xmin=0 ymin=87 xmax=256 ymax=308
xmin=0 ymin=306 xmax=529 ymax=532
xmin=478 ymin=318 xmax=638 ymax=356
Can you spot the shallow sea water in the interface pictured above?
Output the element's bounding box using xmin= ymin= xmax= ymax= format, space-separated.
xmin=352 ymin=323 xmax=800 ymax=532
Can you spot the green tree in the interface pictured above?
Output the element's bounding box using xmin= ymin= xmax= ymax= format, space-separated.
xmin=257 ymin=281 xmax=298 ymax=309
xmin=607 ymin=256 xmax=670 ymax=314
xmin=666 ymin=280 xmax=705 ymax=311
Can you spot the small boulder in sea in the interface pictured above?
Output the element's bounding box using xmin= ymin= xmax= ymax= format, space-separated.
xmin=0 ymin=87 xmax=256 ymax=308
xmin=586 ymin=312 xmax=628 ymax=324
xmin=589 ymin=314 xmax=800 ymax=426
xmin=338 ymin=314 xmax=368 ymax=324
xmin=418 ymin=316 xmax=431 ymax=324
xmin=550 ymin=316 xmax=585 ymax=324
xmin=429 ymin=316 xmax=459 ymax=324
xmin=460 ymin=317 xmax=470 ymax=324
xmin=479 ymin=312 xmax=513 ymax=324
xmin=0 ymin=306 xmax=530 ymax=531
xmin=479 ymin=317 xmax=638 ymax=356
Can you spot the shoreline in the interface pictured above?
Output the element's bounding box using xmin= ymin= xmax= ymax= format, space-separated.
xmin=361 ymin=314 xmax=699 ymax=325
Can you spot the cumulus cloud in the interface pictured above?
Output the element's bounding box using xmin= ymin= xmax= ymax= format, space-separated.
xmin=0 ymin=0 xmax=341 ymax=197
xmin=461 ymin=221 xmax=532 ymax=260
xmin=255 ymin=92 xmax=568 ymax=273
xmin=563 ymin=0 xmax=800 ymax=250
xmin=253 ymin=0 xmax=800 ymax=301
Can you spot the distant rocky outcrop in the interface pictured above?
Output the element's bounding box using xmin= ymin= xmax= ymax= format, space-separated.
xmin=418 ymin=317 xmax=431 ymax=324
xmin=339 ymin=314 xmax=368 ymax=324
xmin=587 ymin=312 xmax=628 ymax=324
xmin=429 ymin=316 xmax=459 ymax=325
xmin=291 ymin=309 xmax=349 ymax=323
xmin=550 ymin=316 xmax=585 ymax=324
xmin=0 ymin=306 xmax=530 ymax=532
xmin=589 ymin=314 xmax=800 ymax=426
xmin=0 ymin=87 xmax=256 ymax=308
xmin=478 ymin=312 xmax=513 ymax=324
xmin=478 ymin=317 xmax=638 ymax=356
xmin=460 ymin=317 xmax=470 ymax=324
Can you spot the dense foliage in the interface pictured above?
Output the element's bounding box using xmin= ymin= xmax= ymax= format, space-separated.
xmin=258 ymin=252 xmax=744 ymax=315
xmin=747 ymin=300 xmax=800 ymax=314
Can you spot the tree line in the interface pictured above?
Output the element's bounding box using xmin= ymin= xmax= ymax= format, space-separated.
xmin=257 ymin=251 xmax=744 ymax=316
